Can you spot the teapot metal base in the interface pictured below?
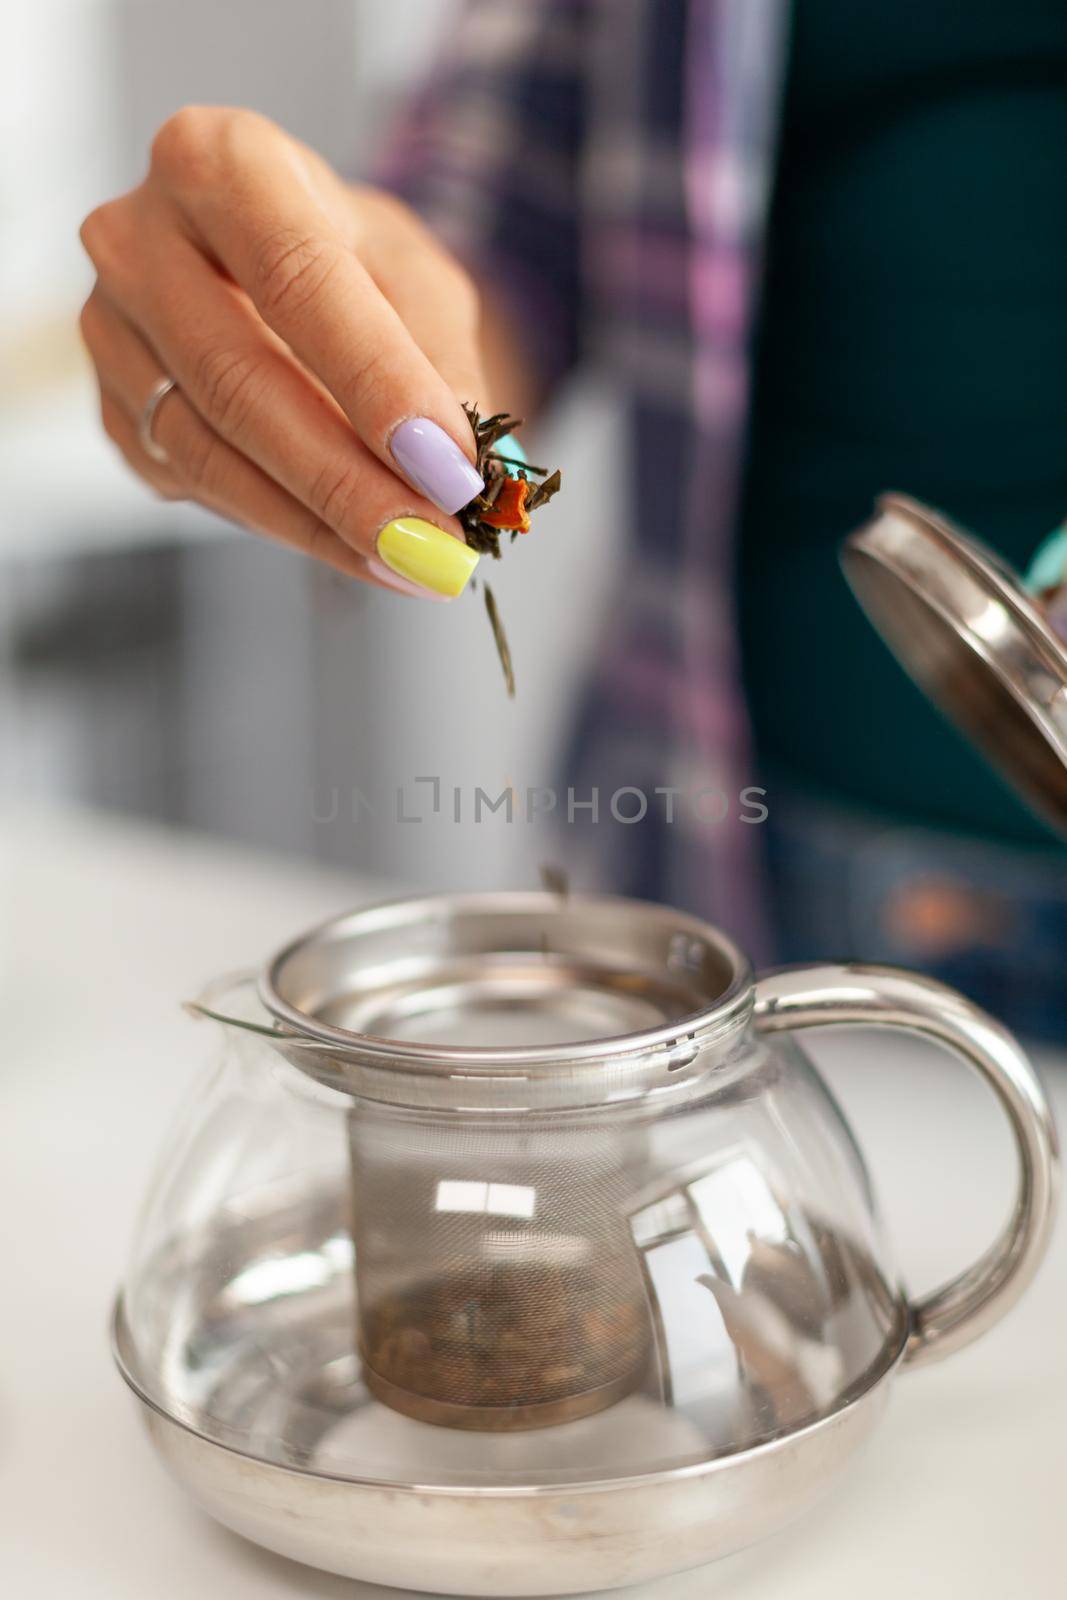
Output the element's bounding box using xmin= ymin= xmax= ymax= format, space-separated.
xmin=113 ymin=1295 xmax=901 ymax=1596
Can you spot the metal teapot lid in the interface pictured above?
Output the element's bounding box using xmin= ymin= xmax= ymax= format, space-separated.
xmin=842 ymin=493 xmax=1067 ymax=835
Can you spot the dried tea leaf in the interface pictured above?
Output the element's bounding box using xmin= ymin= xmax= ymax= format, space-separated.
xmin=362 ymin=1258 xmax=648 ymax=1421
xmin=483 ymin=583 xmax=515 ymax=699
xmin=539 ymin=863 xmax=570 ymax=900
xmin=458 ymin=405 xmax=561 ymax=557
xmin=459 ymin=405 xmax=561 ymax=695
xmin=525 ymin=469 xmax=562 ymax=513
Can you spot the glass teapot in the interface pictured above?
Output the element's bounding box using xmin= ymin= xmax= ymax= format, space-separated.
xmin=115 ymin=892 xmax=1058 ymax=1596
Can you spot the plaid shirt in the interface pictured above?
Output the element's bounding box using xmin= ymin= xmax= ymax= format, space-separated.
xmin=381 ymin=0 xmax=790 ymax=957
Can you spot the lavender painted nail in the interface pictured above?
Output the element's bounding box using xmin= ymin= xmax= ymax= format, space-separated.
xmin=389 ymin=417 xmax=484 ymax=515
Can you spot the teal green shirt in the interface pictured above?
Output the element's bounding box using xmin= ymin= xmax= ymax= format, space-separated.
xmin=739 ymin=0 xmax=1067 ymax=844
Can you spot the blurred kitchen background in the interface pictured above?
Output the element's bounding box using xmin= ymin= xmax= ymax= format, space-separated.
xmin=1 ymin=0 xmax=620 ymax=888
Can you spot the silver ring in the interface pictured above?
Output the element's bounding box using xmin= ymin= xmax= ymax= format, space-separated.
xmin=138 ymin=376 xmax=178 ymax=465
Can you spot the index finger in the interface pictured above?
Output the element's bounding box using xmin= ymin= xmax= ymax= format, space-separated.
xmin=155 ymin=110 xmax=485 ymax=516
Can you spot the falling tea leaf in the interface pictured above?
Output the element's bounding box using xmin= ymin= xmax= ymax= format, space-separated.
xmin=483 ymin=583 xmax=515 ymax=699
xmin=539 ymin=863 xmax=570 ymax=900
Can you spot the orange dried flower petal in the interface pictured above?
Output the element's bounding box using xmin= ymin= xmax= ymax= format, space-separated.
xmin=481 ymin=476 xmax=531 ymax=533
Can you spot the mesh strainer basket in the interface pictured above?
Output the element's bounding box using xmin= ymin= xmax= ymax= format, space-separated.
xmin=349 ymin=1107 xmax=651 ymax=1428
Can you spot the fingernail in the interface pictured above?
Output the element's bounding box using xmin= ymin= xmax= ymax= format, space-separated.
xmin=364 ymin=555 xmax=449 ymax=601
xmin=376 ymin=517 xmax=479 ymax=598
xmin=390 ymin=417 xmax=484 ymax=514
xmin=1024 ymin=527 xmax=1067 ymax=595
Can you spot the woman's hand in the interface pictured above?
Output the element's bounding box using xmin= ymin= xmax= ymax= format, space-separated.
xmin=78 ymin=107 xmax=491 ymax=598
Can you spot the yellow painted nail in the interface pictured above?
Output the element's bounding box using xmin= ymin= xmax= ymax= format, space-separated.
xmin=375 ymin=517 xmax=479 ymax=598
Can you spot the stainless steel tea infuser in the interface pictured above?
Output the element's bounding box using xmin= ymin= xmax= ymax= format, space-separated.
xmin=112 ymin=496 xmax=1066 ymax=1595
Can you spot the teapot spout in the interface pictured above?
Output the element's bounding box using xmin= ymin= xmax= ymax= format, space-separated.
xmin=184 ymin=970 xmax=281 ymax=1039
xmin=184 ymin=970 xmax=364 ymax=1092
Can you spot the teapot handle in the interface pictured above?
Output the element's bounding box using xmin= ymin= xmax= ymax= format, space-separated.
xmin=753 ymin=963 xmax=1059 ymax=1369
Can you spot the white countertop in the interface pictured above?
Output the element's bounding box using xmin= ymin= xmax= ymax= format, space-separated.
xmin=1 ymin=805 xmax=1064 ymax=1598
